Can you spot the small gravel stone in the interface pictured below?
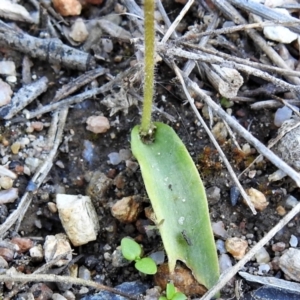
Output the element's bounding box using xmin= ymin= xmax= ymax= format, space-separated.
xmin=219 ymin=253 xmax=232 ymax=274
xmin=56 ymin=194 xmax=99 ymax=246
xmin=272 ymin=242 xmax=286 ymax=252
xmin=11 ymin=142 xmax=21 ymax=154
xmin=0 ymin=61 xmax=15 ymax=76
xmin=86 ymin=116 xmax=110 ymax=133
xmin=225 ymin=237 xmax=248 ymax=260
xmin=25 ymin=157 xmax=41 ymax=173
xmin=43 ymin=234 xmax=72 ymax=266
xmin=52 ymin=294 xmax=67 ymax=300
xmin=47 ymin=202 xmax=58 ymax=213
xmin=31 ymin=121 xmax=44 ymax=131
xmin=276 ymin=205 xmax=286 ymax=216
xmin=230 ymin=186 xmax=240 ymax=206
xmin=63 ymin=291 xmax=76 ymax=300
xmin=285 ymin=195 xmax=299 ymax=208
xmin=264 ymin=25 xmax=297 ymax=44
xmin=69 ymin=18 xmax=88 ymax=43
xmin=0 ymin=256 xmax=8 ymax=268
xmin=29 ymin=244 xmax=44 ymax=262
xmin=257 ymin=263 xmax=271 ymax=275
xmin=279 ymin=248 xmax=300 ymax=281
xmin=78 ymin=265 xmax=91 ymax=281
xmin=112 ymin=247 xmax=130 ymax=267
xmin=216 ymin=239 xmax=226 ymax=254
xmin=255 ymin=247 xmax=270 ymax=264
xmin=0 ymin=188 xmax=18 ymax=204
xmin=111 ymin=196 xmax=142 ymax=223
xmin=212 ymin=221 xmax=228 ymax=239
xmin=108 ymin=152 xmax=121 ymax=165
xmin=119 ymin=149 xmax=131 ymax=161
xmin=206 ymin=186 xmax=221 ymax=205
xmin=274 ymin=106 xmax=293 ymax=127
xmin=0 ymin=79 xmax=12 ymax=107
xmin=149 ymin=251 xmax=165 ymax=265
xmin=289 ymin=235 xmax=298 ymax=247
xmin=245 ymin=188 xmax=269 ymax=211
xmin=0 ymin=176 xmax=13 ymax=190
xmin=0 ymin=166 xmax=17 ymax=179
xmin=79 ymin=287 xmax=89 ymax=295
xmin=10 ymin=237 xmax=33 ymax=253
xmin=30 ymin=283 xmax=53 ymax=300
xmin=212 ymin=121 xmax=228 ymax=140
xmin=52 ymin=0 xmax=81 ymax=16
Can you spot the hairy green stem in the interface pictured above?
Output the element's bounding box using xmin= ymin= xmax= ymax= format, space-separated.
xmin=140 ymin=0 xmax=155 ymax=137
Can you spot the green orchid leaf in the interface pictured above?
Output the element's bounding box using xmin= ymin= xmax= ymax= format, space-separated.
xmin=159 ymin=297 xmax=167 ymax=300
xmin=172 ymin=292 xmax=187 ymax=300
xmin=135 ymin=257 xmax=157 ymax=275
xmin=121 ymin=237 xmax=142 ymax=261
xmin=131 ymin=122 xmax=220 ymax=290
xmin=166 ymin=283 xmax=176 ymax=299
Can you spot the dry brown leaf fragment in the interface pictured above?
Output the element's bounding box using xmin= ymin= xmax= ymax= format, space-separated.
xmin=102 ymin=88 xmax=137 ymax=116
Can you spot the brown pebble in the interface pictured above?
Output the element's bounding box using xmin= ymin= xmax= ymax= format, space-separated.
xmin=276 ymin=205 xmax=286 ymax=216
xmin=52 ymin=0 xmax=81 ymax=16
xmin=31 ymin=121 xmax=44 ymax=132
xmin=154 ymin=263 xmax=207 ymax=296
xmin=225 ymin=237 xmax=248 ymax=260
xmin=30 ymin=283 xmax=53 ymax=300
xmin=114 ymin=173 xmax=126 ymax=189
xmin=106 ymin=169 xmax=116 ymax=179
xmin=86 ymin=116 xmax=110 ymax=134
xmin=111 ymin=196 xmax=142 ymax=223
xmin=11 ymin=237 xmax=34 ymax=253
xmin=244 ymin=188 xmax=269 ymax=211
xmin=271 ymin=256 xmax=281 ymax=271
xmin=272 ymin=242 xmax=286 ymax=252
xmin=0 ymin=248 xmax=14 ymax=262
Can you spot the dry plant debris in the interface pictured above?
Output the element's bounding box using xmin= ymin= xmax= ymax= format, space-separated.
xmin=0 ymin=0 xmax=300 ymax=299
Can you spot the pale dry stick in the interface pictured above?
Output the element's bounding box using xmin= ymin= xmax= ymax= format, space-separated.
xmin=172 ymin=62 xmax=257 ymax=214
xmin=14 ymin=107 xmax=69 ymax=232
xmin=156 ymin=0 xmax=178 ymax=39
xmin=183 ymin=74 xmax=300 ymax=186
xmin=1 ymin=77 xmax=49 ymax=120
xmin=183 ymin=13 xmax=219 ymax=76
xmin=182 ymin=43 xmax=300 ymax=78
xmin=160 ymin=46 xmax=300 ymax=96
xmin=201 ymin=200 xmax=300 ymax=299
xmin=227 ymin=0 xmax=300 ymax=34
xmin=161 ymin=0 xmax=194 ymax=43
xmin=211 ymin=0 xmax=300 ymax=85
xmin=6 ymin=252 xmax=73 ymax=299
xmin=25 ymin=66 xmax=138 ymax=119
xmin=239 ymin=119 xmax=300 ymax=179
xmin=250 ymin=99 xmax=300 ymax=110
xmin=222 ymin=120 xmax=242 ymax=151
xmin=178 ymin=20 xmax=300 ymax=42
xmin=0 ymin=274 xmax=137 ymax=300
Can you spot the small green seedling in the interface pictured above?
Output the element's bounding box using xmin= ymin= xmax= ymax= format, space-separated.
xmin=121 ymin=237 xmax=157 ymax=275
xmin=159 ymin=283 xmax=187 ymax=300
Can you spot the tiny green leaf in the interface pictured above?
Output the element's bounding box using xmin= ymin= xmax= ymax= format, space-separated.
xmin=172 ymin=292 xmax=187 ymax=300
xmin=159 ymin=297 xmax=167 ymax=300
xmin=135 ymin=257 xmax=157 ymax=275
xmin=166 ymin=283 xmax=176 ymax=299
xmin=121 ymin=237 xmax=142 ymax=261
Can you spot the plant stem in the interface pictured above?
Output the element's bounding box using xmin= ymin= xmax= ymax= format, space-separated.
xmin=140 ymin=0 xmax=155 ymax=137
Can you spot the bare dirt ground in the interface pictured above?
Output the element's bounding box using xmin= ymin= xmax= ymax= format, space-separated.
xmin=1 ymin=0 xmax=300 ymax=299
